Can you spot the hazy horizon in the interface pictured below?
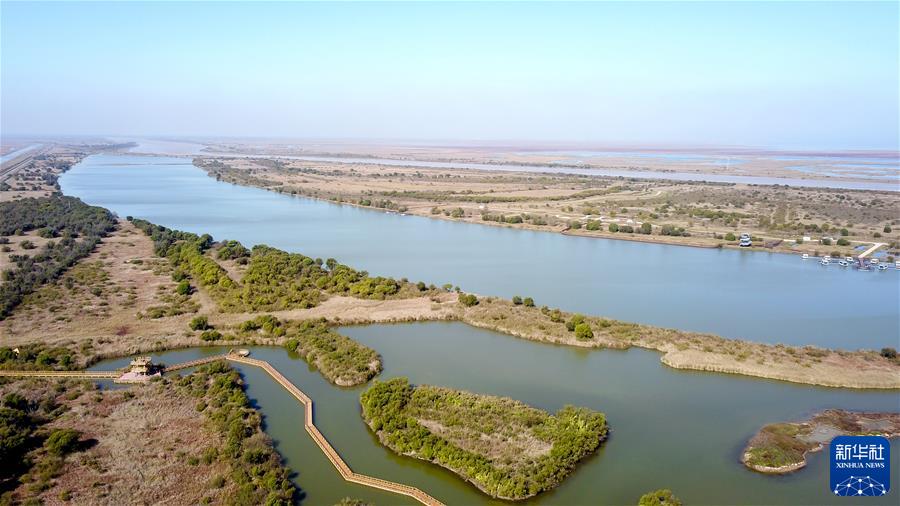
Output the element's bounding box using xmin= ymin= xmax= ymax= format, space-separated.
xmin=2 ymin=1 xmax=898 ymax=151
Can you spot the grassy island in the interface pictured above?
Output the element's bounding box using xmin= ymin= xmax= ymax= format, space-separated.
xmin=742 ymin=409 xmax=900 ymax=474
xmin=281 ymin=319 xmax=381 ymax=386
xmin=359 ymin=377 xmax=608 ymax=500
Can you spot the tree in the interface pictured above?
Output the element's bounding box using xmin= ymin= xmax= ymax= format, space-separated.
xmin=640 ymin=222 xmax=652 ymax=234
xmin=836 ymin=238 xmax=850 ymax=246
xmin=523 ymin=297 xmax=534 ymax=307
xmin=326 ymin=258 xmax=337 ymax=271
xmin=840 ymin=228 xmax=849 ymax=236
xmin=512 ymin=296 xmax=523 ymax=305
xmin=724 ymin=232 xmax=736 ymax=241
xmin=574 ymin=323 xmax=593 ymax=340
xmin=881 ymin=347 xmax=897 ymax=359
xmin=638 ymin=489 xmax=682 ymax=506
xmin=608 ymin=223 xmax=619 ymax=233
xmin=885 ymin=225 xmax=893 ymax=233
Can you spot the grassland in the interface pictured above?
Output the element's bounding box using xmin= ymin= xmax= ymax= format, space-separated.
xmin=0 ymin=362 xmax=294 ymax=505
xmin=360 ymin=377 xmax=608 ymax=500
xmin=742 ymin=410 xmax=900 ymax=473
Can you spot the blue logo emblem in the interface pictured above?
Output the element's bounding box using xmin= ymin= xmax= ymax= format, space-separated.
xmin=830 ymin=435 xmax=890 ymax=496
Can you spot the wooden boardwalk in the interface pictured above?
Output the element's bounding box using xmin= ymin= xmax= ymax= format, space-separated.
xmin=225 ymin=355 xmax=445 ymax=506
xmin=1 ymin=354 xmax=443 ymax=505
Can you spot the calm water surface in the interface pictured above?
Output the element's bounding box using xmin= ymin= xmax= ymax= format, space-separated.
xmin=91 ymin=322 xmax=899 ymax=505
xmin=59 ymin=153 xmax=899 ymax=348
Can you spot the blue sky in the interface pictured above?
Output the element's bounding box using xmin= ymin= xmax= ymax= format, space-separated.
xmin=1 ymin=1 xmax=897 ymax=149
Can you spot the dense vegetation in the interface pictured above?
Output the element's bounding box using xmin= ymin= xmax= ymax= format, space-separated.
xmin=0 ymin=197 xmax=116 ymax=319
xmin=0 ymin=344 xmax=75 ymax=371
xmin=179 ymin=362 xmax=295 ymax=505
xmin=638 ymin=489 xmax=682 ymax=506
xmin=0 ymin=380 xmax=88 ymax=503
xmin=278 ymin=319 xmax=381 ymax=386
xmin=0 ymin=196 xmax=116 ymax=237
xmin=360 ymin=378 xmax=608 ymax=500
xmin=131 ymin=220 xmax=417 ymax=312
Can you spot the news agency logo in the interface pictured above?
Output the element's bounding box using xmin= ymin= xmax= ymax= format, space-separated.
xmin=830 ymin=435 xmax=890 ymax=496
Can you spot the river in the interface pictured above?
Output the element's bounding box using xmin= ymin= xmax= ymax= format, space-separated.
xmin=60 ymin=149 xmax=899 ymax=505
xmin=90 ymin=323 xmax=899 ymax=505
xmin=59 ymin=153 xmax=899 ymax=349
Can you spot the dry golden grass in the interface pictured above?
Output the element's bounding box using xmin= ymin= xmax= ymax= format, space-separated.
xmin=1 ymin=222 xmax=209 ymax=365
xmin=0 ymin=377 xmax=233 ymax=505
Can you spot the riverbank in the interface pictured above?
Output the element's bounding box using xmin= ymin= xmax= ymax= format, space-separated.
xmin=742 ymin=410 xmax=900 ymax=474
xmin=191 ymin=155 xmax=899 ymax=260
xmin=456 ymin=298 xmax=900 ymax=390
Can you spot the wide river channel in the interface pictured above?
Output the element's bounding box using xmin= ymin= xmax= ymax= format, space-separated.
xmin=61 ymin=152 xmax=900 ymax=505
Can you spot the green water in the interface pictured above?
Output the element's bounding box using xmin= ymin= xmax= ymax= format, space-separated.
xmin=91 ymin=322 xmax=899 ymax=505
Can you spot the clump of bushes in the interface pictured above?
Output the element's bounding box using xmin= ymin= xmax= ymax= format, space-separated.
xmin=458 ymin=293 xmax=479 ymax=307
xmin=189 ymin=315 xmax=210 ymax=331
xmin=282 ymin=319 xmax=381 ymax=386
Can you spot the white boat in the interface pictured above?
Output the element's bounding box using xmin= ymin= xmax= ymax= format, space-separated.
xmin=820 ymin=258 xmax=830 ymax=265
xmin=870 ymin=258 xmax=880 ymax=264
xmin=801 ymin=253 xmax=809 ymax=259
xmin=878 ymin=264 xmax=888 ymax=271
xmin=739 ymin=233 xmax=752 ymax=247
xmin=845 ymin=256 xmax=854 ymax=262
xmin=823 ymin=255 xmax=832 ymax=261
xmin=838 ymin=260 xmax=849 ymax=267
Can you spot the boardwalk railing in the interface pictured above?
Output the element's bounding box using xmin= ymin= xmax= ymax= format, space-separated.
xmin=225 ymin=355 xmax=445 ymax=506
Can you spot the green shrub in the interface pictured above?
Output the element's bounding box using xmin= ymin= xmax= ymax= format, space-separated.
xmin=574 ymin=323 xmax=594 ymax=340
xmin=458 ymin=293 xmax=479 ymax=307
xmin=881 ymin=347 xmax=897 ymax=359
xmin=44 ymin=429 xmax=81 ymax=456
xmin=189 ymin=316 xmax=210 ymax=331
xmin=565 ymin=314 xmax=585 ymax=332
xmin=200 ymin=330 xmax=223 ymax=342
xmin=523 ymin=297 xmax=534 ymax=307
xmin=512 ymin=296 xmax=523 ymax=305
xmin=176 ymin=280 xmax=192 ymax=296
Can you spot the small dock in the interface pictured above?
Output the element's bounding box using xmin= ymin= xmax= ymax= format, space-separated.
xmin=858 ymin=242 xmax=886 ymax=259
